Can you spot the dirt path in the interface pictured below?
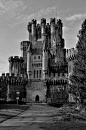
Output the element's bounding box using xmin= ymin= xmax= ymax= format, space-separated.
xmin=0 ymin=104 xmax=86 ymax=130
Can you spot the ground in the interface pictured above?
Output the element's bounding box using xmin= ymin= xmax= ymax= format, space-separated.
xmin=0 ymin=104 xmax=86 ymax=130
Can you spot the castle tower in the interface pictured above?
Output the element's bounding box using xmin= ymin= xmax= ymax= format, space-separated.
xmin=8 ymin=56 xmax=24 ymax=76
xmin=42 ymin=34 xmax=48 ymax=80
xmin=50 ymin=18 xmax=56 ymax=50
xmin=20 ymin=41 xmax=30 ymax=73
xmin=27 ymin=20 xmax=37 ymax=42
xmin=56 ymin=19 xmax=64 ymax=48
xmin=13 ymin=56 xmax=19 ymax=76
xmin=31 ymin=19 xmax=37 ymax=42
xmin=36 ymin=24 xmax=41 ymax=39
xmin=66 ymin=48 xmax=77 ymax=76
xmin=9 ymin=56 xmax=13 ymax=76
xmin=41 ymin=18 xmax=46 ymax=40
xmin=27 ymin=42 xmax=32 ymax=79
xmin=28 ymin=22 xmax=32 ymax=41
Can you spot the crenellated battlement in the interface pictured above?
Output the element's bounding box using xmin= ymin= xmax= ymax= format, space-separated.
xmin=41 ymin=18 xmax=46 ymax=25
xmin=27 ymin=18 xmax=63 ymax=41
xmin=50 ymin=18 xmax=55 ymax=23
xmin=66 ymin=48 xmax=77 ymax=61
xmin=0 ymin=73 xmax=28 ymax=85
xmin=1 ymin=73 xmax=28 ymax=78
xmin=9 ymin=56 xmax=24 ymax=76
xmin=20 ymin=41 xmax=30 ymax=51
xmin=9 ymin=56 xmax=24 ymax=63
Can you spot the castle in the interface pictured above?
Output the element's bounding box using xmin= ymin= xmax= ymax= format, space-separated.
xmin=0 ymin=18 xmax=77 ymax=103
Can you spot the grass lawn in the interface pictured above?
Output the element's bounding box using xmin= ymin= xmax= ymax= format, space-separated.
xmin=0 ymin=104 xmax=30 ymax=123
xmin=39 ymin=121 xmax=86 ymax=130
xmin=0 ymin=104 xmax=29 ymax=110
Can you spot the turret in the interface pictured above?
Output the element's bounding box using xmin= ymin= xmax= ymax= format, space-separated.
xmin=31 ymin=19 xmax=37 ymax=41
xmin=20 ymin=41 xmax=30 ymax=73
xmin=13 ymin=56 xmax=19 ymax=76
xmin=27 ymin=22 xmax=32 ymax=41
xmin=50 ymin=18 xmax=56 ymax=50
xmin=50 ymin=18 xmax=55 ymax=34
xmin=8 ymin=56 xmax=24 ymax=76
xmin=27 ymin=42 xmax=32 ymax=79
xmin=42 ymin=34 xmax=48 ymax=80
xmin=9 ymin=56 xmax=13 ymax=76
xmin=66 ymin=48 xmax=77 ymax=61
xmin=55 ymin=19 xmax=63 ymax=47
xmin=20 ymin=41 xmax=29 ymax=59
xmin=36 ymin=24 xmax=41 ymax=39
xmin=2 ymin=73 xmax=5 ymax=79
xmin=41 ymin=18 xmax=46 ymax=40
xmin=57 ymin=19 xmax=63 ymax=37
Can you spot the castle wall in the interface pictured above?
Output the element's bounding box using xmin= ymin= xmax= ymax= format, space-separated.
xmin=20 ymin=41 xmax=30 ymax=74
xmin=66 ymin=48 xmax=77 ymax=76
xmin=66 ymin=48 xmax=77 ymax=103
xmin=26 ymin=81 xmax=46 ymax=102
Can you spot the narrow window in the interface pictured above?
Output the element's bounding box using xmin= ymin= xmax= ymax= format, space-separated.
xmin=38 ymin=56 xmax=40 ymax=59
xmin=37 ymin=70 xmax=38 ymax=78
xmin=34 ymin=56 xmax=36 ymax=59
xmin=39 ymin=70 xmax=41 ymax=78
xmin=34 ymin=70 xmax=35 ymax=78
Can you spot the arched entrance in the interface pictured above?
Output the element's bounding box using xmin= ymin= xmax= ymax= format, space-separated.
xmin=35 ymin=95 xmax=39 ymax=102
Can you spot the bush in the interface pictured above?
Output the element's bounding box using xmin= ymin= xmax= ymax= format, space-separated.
xmin=7 ymin=100 xmax=26 ymax=105
xmin=0 ymin=100 xmax=7 ymax=104
xmin=0 ymin=100 xmax=26 ymax=105
xmin=48 ymin=102 xmax=63 ymax=107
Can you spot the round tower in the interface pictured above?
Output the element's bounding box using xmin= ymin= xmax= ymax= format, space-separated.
xmin=42 ymin=34 xmax=48 ymax=80
xmin=27 ymin=22 xmax=32 ymax=41
xmin=19 ymin=57 xmax=24 ymax=75
xmin=50 ymin=18 xmax=56 ymax=49
xmin=50 ymin=18 xmax=55 ymax=34
xmin=56 ymin=19 xmax=63 ymax=47
xmin=20 ymin=41 xmax=29 ymax=59
xmin=27 ymin=42 xmax=32 ymax=79
xmin=8 ymin=56 xmax=24 ymax=76
xmin=57 ymin=19 xmax=63 ymax=37
xmin=41 ymin=18 xmax=46 ymax=40
xmin=31 ymin=19 xmax=37 ymax=41
xmin=36 ymin=24 xmax=41 ymax=39
xmin=9 ymin=56 xmax=13 ymax=76
xmin=20 ymin=41 xmax=30 ymax=73
xmin=14 ymin=56 xmax=19 ymax=76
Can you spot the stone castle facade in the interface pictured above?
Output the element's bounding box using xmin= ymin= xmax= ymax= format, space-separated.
xmin=7 ymin=18 xmax=77 ymax=103
xmin=66 ymin=48 xmax=77 ymax=102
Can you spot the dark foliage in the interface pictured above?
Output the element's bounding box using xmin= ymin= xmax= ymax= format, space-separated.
xmin=70 ymin=19 xmax=86 ymax=104
xmin=0 ymin=100 xmax=26 ymax=105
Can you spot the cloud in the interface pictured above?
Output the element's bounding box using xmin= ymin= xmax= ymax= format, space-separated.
xmin=0 ymin=0 xmax=27 ymax=19
xmin=8 ymin=6 xmax=56 ymax=27
xmin=66 ymin=12 xmax=86 ymax=21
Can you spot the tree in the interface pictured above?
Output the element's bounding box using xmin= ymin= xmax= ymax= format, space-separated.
xmin=69 ymin=19 xmax=86 ymax=105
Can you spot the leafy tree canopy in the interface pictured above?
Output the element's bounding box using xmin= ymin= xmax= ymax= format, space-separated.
xmin=69 ymin=19 xmax=86 ymax=103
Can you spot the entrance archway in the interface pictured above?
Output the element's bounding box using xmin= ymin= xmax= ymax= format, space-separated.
xmin=35 ymin=95 xmax=39 ymax=102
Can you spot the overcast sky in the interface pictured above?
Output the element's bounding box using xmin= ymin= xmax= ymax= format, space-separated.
xmin=0 ymin=0 xmax=86 ymax=74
